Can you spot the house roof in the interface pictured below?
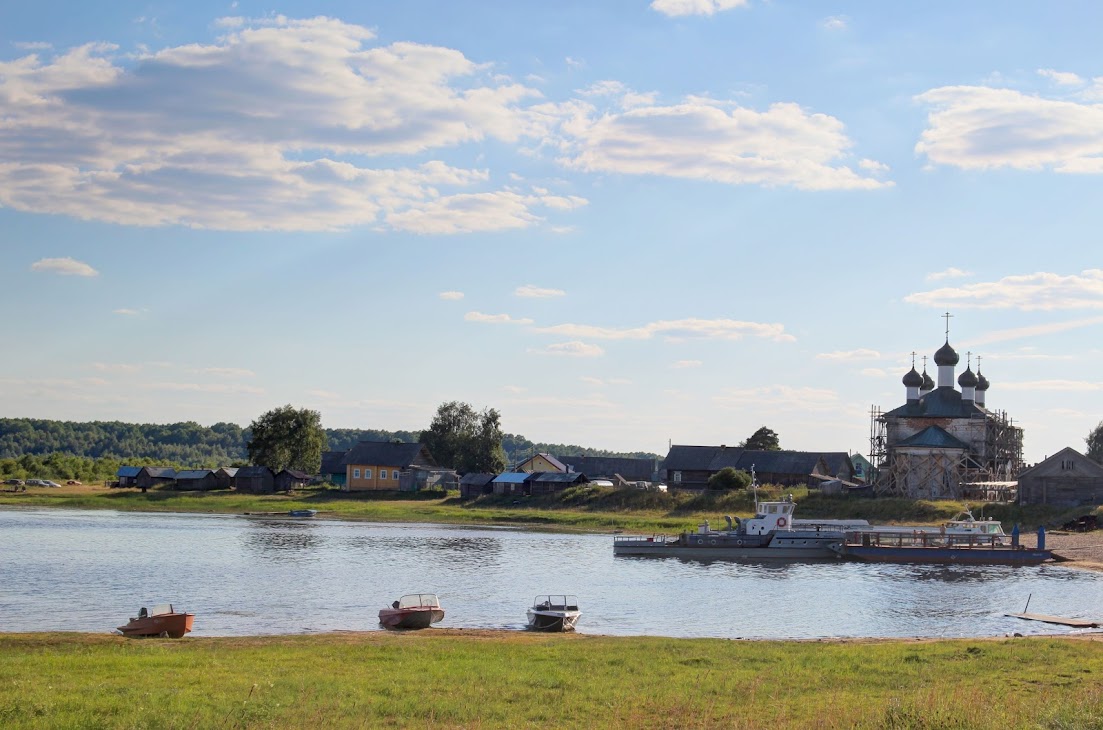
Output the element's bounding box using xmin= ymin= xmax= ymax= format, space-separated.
xmin=176 ymin=469 xmax=214 ymax=480
xmin=896 ymin=425 xmax=970 ymax=450
xmin=492 ymin=472 xmax=532 ymax=484
xmin=459 ymin=473 xmax=496 ymax=486
xmin=236 ymin=465 xmax=274 ymax=478
xmin=320 ymin=450 xmax=347 ymax=475
xmin=527 ymin=471 xmax=588 ymax=483
xmin=216 ymin=467 xmax=238 ymax=477
xmin=517 ymin=453 xmax=569 ymax=472
xmin=883 ymin=386 xmax=986 ymax=419
xmin=664 ymin=445 xmax=724 ymax=471
xmin=140 ymin=467 xmax=177 ymax=478
xmin=665 ymin=445 xmax=845 ymax=479
xmin=558 ymin=455 xmax=655 ymax=481
xmin=1018 ymin=447 xmax=1103 ymax=479
xmin=278 ymin=469 xmax=311 ymax=480
xmin=342 ymin=441 xmax=436 ymax=468
xmin=117 ymin=466 xmax=141 ymax=478
xmin=728 ymin=450 xmax=824 ymax=476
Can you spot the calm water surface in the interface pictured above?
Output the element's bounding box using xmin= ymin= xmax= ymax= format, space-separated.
xmin=2 ymin=508 xmax=1101 ymax=639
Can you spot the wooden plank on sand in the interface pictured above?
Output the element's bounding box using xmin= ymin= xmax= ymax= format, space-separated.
xmin=1005 ymin=613 xmax=1100 ymax=628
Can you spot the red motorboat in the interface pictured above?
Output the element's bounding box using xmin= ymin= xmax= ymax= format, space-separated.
xmin=378 ymin=594 xmax=444 ymax=630
xmin=117 ymin=604 xmax=194 ymax=638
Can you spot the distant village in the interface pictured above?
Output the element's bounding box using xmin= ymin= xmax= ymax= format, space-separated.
xmin=115 ymin=330 xmax=1103 ymax=509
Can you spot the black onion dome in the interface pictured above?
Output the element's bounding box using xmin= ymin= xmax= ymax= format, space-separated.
xmin=958 ymin=366 xmax=978 ymax=388
xmin=921 ymin=370 xmax=935 ymax=390
xmin=977 ymin=372 xmax=990 ymax=391
xmin=934 ymin=340 xmax=959 ymax=366
xmin=903 ymin=367 xmax=923 ymax=388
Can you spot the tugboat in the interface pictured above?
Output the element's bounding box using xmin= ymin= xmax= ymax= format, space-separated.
xmin=527 ymin=595 xmax=582 ymax=632
xmin=117 ymin=604 xmax=194 ymax=638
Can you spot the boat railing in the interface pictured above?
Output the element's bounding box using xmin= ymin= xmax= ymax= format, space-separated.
xmin=613 ymin=534 xmax=670 ymax=544
xmin=843 ymin=530 xmax=1012 ymax=549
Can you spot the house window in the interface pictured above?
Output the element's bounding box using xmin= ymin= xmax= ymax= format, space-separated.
xmin=365 ymin=469 xmax=372 ymax=479
xmin=672 ymin=471 xmax=682 ymax=483
xmin=392 ymin=470 xmax=399 ymax=480
xmin=353 ymin=468 xmax=361 ymax=479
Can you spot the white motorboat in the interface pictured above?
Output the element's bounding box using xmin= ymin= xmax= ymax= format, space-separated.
xmin=527 ymin=595 xmax=581 ymax=632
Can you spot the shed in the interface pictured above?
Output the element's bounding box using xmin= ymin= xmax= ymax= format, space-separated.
xmin=459 ymin=473 xmax=496 ymax=498
xmin=214 ymin=467 xmax=238 ymax=490
xmin=116 ymin=466 xmax=141 ymax=488
xmin=236 ymin=465 xmax=276 ymax=493
xmin=527 ymin=471 xmax=589 ymax=495
xmin=492 ymin=472 xmax=532 ymax=496
xmin=275 ymin=469 xmax=312 ymax=492
xmin=174 ymin=469 xmax=218 ymax=491
xmin=135 ymin=467 xmax=177 ymax=490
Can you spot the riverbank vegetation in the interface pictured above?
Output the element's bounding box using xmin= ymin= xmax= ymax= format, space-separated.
xmin=0 ymin=631 xmax=1099 ymax=729
xmin=3 ymin=482 xmax=1096 ymax=534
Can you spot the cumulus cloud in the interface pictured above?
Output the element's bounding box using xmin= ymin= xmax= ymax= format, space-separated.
xmin=651 ymin=0 xmax=749 ymax=17
xmin=1037 ymin=69 xmax=1084 ymax=87
xmin=515 ymin=284 xmax=566 ymax=298
xmin=439 ymin=291 xmax=464 ymax=300
xmin=0 ymin=18 xmax=584 ymax=233
xmin=905 ymin=270 xmax=1103 ymax=311
xmin=535 ymin=317 xmax=795 ymax=342
xmin=529 ymin=341 xmax=604 ymax=357
xmin=821 ymin=16 xmax=848 ymax=31
xmin=671 ymin=360 xmax=703 ymax=368
xmin=31 ymin=257 xmax=99 ymax=277
xmin=926 ymin=267 xmax=972 ymax=281
xmin=464 ymin=311 xmax=535 ymax=325
xmin=916 ymin=86 xmax=1103 ymax=173
xmin=554 ymin=96 xmax=891 ymax=190
xmin=816 ymin=349 xmax=881 ymax=361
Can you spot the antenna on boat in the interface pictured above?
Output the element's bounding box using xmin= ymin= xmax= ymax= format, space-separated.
xmin=751 ymin=464 xmax=758 ymax=512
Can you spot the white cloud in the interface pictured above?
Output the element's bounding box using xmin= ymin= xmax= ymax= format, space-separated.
xmin=555 ymin=97 xmax=891 ymax=190
xmin=142 ymin=381 xmax=266 ymax=395
xmin=529 ymin=341 xmax=605 ymax=357
xmin=861 ymin=368 xmax=888 ymax=378
xmin=651 ymin=0 xmax=749 ymax=18
xmin=113 ymin=308 xmax=140 ymax=316
xmin=502 ymin=385 xmax=527 ymax=394
xmin=1037 ymin=69 xmax=1084 ymax=87
xmin=580 ymin=376 xmax=606 ymax=386
xmin=816 ymin=349 xmax=881 ymax=361
xmin=926 ymin=267 xmax=972 ymax=281
xmin=0 ymin=18 xmax=585 ymax=233
xmin=916 ymin=86 xmax=1103 ymax=173
xmin=31 ymin=257 xmax=99 ymax=277
xmin=90 ymin=362 xmax=144 ymax=374
xmin=671 ymin=360 xmax=703 ymax=369
xmin=964 ymin=315 xmax=1103 ymax=347
xmin=905 ymin=270 xmax=1103 ymax=311
xmin=821 ymin=16 xmax=848 ymax=31
xmin=515 ymin=284 xmax=566 ymax=298
xmin=438 ymin=291 xmax=465 ymax=300
xmin=714 ymin=385 xmax=840 ymax=412
xmin=464 ymin=311 xmax=535 ymax=325
xmin=536 ymin=317 xmax=795 ymax=343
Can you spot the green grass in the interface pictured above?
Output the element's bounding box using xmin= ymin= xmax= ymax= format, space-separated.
xmin=0 ymin=632 xmax=1100 ymax=729
xmin=2 ymin=483 xmax=1097 ymax=534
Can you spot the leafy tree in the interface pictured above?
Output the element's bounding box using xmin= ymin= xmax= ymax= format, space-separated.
xmin=1087 ymin=420 xmax=1103 ymax=465
xmin=708 ymin=467 xmax=752 ymax=490
xmin=420 ymin=401 xmax=507 ymax=474
xmin=247 ymin=405 xmax=327 ymax=473
xmin=742 ymin=426 xmax=781 ymax=451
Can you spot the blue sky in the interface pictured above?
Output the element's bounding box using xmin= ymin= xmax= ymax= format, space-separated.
xmin=3 ymin=1 xmax=1103 ymax=463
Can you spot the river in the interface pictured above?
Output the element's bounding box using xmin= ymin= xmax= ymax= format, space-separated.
xmin=1 ymin=508 xmax=1101 ymax=639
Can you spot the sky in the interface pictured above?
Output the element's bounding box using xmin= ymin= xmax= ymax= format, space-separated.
xmin=2 ymin=1 xmax=1103 ymax=464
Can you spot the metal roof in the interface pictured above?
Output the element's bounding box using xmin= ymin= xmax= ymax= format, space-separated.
xmin=176 ymin=469 xmax=214 ymax=480
xmin=141 ymin=467 xmax=177 ymax=478
xmin=883 ymin=387 xmax=986 ymax=419
xmin=897 ymin=425 xmax=970 ymax=450
xmin=492 ymin=472 xmax=531 ymax=484
xmin=117 ymin=466 xmax=141 ymax=478
xmin=527 ymin=471 xmax=588 ymax=483
xmin=459 ymin=473 xmax=496 ymax=486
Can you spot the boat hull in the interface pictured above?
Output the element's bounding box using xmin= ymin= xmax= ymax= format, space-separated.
xmin=378 ymin=607 xmax=445 ymax=630
xmin=117 ymin=612 xmax=194 ymax=638
xmin=614 ymin=531 xmax=842 ymax=560
xmin=834 ymin=544 xmax=1052 ymax=566
xmin=527 ymin=609 xmax=581 ymax=632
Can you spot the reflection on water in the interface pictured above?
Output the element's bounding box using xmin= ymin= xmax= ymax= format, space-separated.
xmin=2 ymin=508 xmax=1102 ymax=640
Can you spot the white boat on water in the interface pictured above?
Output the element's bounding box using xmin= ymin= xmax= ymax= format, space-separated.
xmin=527 ymin=595 xmax=581 ymax=632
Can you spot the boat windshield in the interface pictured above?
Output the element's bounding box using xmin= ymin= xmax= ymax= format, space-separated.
xmin=150 ymin=603 xmax=173 ymax=616
xmin=533 ymin=595 xmax=579 ymax=611
xmin=396 ymin=594 xmax=439 ymax=609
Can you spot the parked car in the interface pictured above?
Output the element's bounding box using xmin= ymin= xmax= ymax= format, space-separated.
xmin=25 ymin=479 xmax=46 ymax=486
xmin=66 ymin=480 xmax=82 ymax=485
xmin=42 ymin=480 xmax=62 ymax=488
xmin=3 ymin=478 xmax=24 ymax=486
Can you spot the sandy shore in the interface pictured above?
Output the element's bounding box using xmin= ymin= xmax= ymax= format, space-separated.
xmin=1044 ymin=531 xmax=1103 ymax=571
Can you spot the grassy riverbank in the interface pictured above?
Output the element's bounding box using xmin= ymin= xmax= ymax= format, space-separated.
xmin=2 ymin=483 xmax=1094 ymax=533
xmin=1 ymin=631 xmax=1100 ymax=729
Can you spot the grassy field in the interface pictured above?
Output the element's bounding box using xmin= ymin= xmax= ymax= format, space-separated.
xmin=2 ymin=482 xmax=1094 ymax=534
xmin=1 ymin=631 xmax=1100 ymax=729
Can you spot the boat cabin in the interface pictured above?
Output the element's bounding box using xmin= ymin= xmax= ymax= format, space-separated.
xmin=742 ymin=500 xmax=797 ymax=535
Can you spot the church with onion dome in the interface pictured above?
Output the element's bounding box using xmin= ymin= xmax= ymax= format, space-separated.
xmin=868 ymin=317 xmax=1024 ymax=500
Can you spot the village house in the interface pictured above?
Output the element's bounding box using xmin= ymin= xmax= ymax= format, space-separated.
xmin=557 ymin=455 xmax=658 ymax=483
xmin=174 ymin=469 xmax=218 ymax=491
xmin=515 ymin=453 xmax=569 ymax=473
xmin=135 ymin=466 xmax=177 ymax=490
xmin=662 ymin=445 xmax=854 ymax=490
xmin=492 ymin=472 xmax=531 ymax=495
xmin=274 ymin=469 xmax=311 ymax=492
xmin=320 ymin=451 xmax=347 ymax=487
xmin=527 ymin=471 xmax=589 ymax=495
xmin=214 ymin=467 xmax=238 ymax=490
xmin=235 ymin=465 xmax=275 ymax=493
xmin=1018 ymin=447 xmax=1103 ymax=507
xmin=341 ymin=441 xmax=453 ymax=492
xmin=116 ymin=466 xmax=141 ymax=488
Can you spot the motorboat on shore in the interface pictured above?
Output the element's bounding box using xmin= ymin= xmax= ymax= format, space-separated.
xmin=613 ymin=497 xmax=845 ymax=560
xmin=527 ymin=595 xmax=581 ymax=632
xmin=288 ymin=509 xmax=317 ymax=518
xmin=378 ymin=593 xmax=445 ymax=630
xmin=117 ymin=604 xmax=194 ymax=638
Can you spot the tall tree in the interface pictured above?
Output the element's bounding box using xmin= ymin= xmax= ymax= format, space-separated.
xmin=1087 ymin=420 xmax=1103 ymax=464
xmin=247 ymin=405 xmax=327 ymax=473
xmin=420 ymin=401 xmax=507 ymax=474
xmin=743 ymin=426 xmax=781 ymax=451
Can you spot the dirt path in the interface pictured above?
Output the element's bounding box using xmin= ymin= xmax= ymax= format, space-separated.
xmin=1043 ymin=531 xmax=1103 ymax=572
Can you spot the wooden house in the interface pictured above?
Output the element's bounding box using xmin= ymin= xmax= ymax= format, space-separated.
xmin=275 ymin=469 xmax=311 ymax=492
xmin=492 ymin=472 xmax=531 ymax=496
xmin=174 ymin=469 xmax=218 ymax=491
xmin=235 ymin=465 xmax=275 ymax=493
xmin=558 ymin=455 xmax=657 ymax=482
xmin=116 ymin=466 xmax=141 ymax=488
xmin=135 ymin=467 xmax=177 ymax=490
xmin=515 ymin=453 xmax=569 ymax=473
xmin=663 ymin=445 xmax=854 ymax=490
xmin=527 ymin=471 xmax=589 ymax=495
xmin=1018 ymin=447 xmax=1103 ymax=507
xmin=459 ymin=473 xmax=496 ymax=499
xmin=214 ymin=467 xmax=238 ymax=490
xmin=320 ymin=451 xmax=347 ymax=487
xmin=341 ymin=441 xmax=444 ymax=492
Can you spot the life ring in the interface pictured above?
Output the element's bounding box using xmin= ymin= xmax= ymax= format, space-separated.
xmin=709 ymin=539 xmax=717 ymax=545
xmin=777 ymin=517 xmax=788 ymax=528
xmin=736 ymin=539 xmax=743 ymax=547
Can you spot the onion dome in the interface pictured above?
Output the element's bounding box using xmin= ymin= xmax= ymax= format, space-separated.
xmin=921 ymin=370 xmax=935 ymax=390
xmin=903 ymin=367 xmax=923 ymax=388
xmin=958 ymin=366 xmax=978 ymax=388
xmin=934 ymin=340 xmax=959 ymax=366
xmin=976 ymin=372 xmax=990 ymax=391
